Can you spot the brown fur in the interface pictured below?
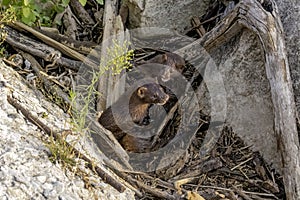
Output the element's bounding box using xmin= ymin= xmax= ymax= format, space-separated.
xmin=120 ymin=134 xmax=153 ymax=153
xmin=98 ymin=83 xmax=169 ymax=144
xmin=150 ymin=52 xmax=186 ymax=73
xmin=137 ymin=52 xmax=185 ymax=82
xmin=154 ymin=52 xmax=185 ymax=73
xmin=135 ymin=63 xmax=171 ymax=82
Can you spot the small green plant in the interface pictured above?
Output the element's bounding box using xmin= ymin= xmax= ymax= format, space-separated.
xmin=0 ymin=5 xmax=16 ymax=46
xmin=0 ymin=47 xmax=5 ymax=57
xmin=46 ymin=133 xmax=76 ymax=167
xmin=106 ymin=40 xmax=134 ymax=74
xmin=1 ymin=0 xmax=70 ymax=26
xmin=79 ymin=0 xmax=103 ymax=7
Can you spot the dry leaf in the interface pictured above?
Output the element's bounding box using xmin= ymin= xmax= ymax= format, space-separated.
xmin=187 ymin=191 xmax=206 ymax=200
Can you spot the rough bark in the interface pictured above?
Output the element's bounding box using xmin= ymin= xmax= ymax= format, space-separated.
xmin=276 ymin=0 xmax=300 ymax=121
xmin=240 ymin=2 xmax=300 ymax=198
xmin=97 ymin=0 xmax=126 ymax=111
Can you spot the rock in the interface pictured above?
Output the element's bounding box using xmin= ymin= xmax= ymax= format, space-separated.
xmin=124 ymin=0 xmax=212 ymax=33
xmin=0 ymin=61 xmax=134 ymax=199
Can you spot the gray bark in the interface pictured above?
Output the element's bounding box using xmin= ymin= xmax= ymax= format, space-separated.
xmin=276 ymin=0 xmax=300 ymax=119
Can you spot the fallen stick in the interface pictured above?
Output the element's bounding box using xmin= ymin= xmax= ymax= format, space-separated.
xmin=3 ymin=26 xmax=83 ymax=72
xmin=110 ymin=168 xmax=179 ymax=199
xmin=11 ymin=22 xmax=97 ymax=68
xmin=20 ymin=51 xmax=70 ymax=105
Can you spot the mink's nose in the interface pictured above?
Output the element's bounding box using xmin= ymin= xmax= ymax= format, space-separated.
xmin=157 ymin=94 xmax=169 ymax=105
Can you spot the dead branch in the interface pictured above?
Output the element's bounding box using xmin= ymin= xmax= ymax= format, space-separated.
xmin=34 ymin=26 xmax=97 ymax=55
xmin=150 ymin=101 xmax=179 ymax=148
xmin=3 ymin=26 xmax=60 ymax=62
xmin=19 ymin=51 xmax=70 ymax=104
xmin=11 ymin=22 xmax=96 ymax=67
xmin=3 ymin=26 xmax=83 ymax=71
xmin=232 ymin=185 xmax=253 ymax=200
xmin=171 ymin=158 xmax=223 ymax=180
xmin=56 ymin=57 xmax=82 ymax=71
xmin=191 ymin=16 xmax=206 ymax=38
xmin=111 ymin=170 xmax=179 ymax=199
xmin=63 ymin=6 xmax=78 ymax=40
xmin=70 ymin=0 xmax=95 ymax=25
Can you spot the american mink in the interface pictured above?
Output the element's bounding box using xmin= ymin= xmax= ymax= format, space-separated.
xmin=136 ymin=52 xmax=186 ymax=82
xmin=135 ymin=63 xmax=174 ymax=82
xmin=98 ymin=82 xmax=169 ymax=144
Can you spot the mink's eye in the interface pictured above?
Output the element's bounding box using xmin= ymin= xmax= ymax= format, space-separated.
xmin=153 ymin=93 xmax=158 ymax=99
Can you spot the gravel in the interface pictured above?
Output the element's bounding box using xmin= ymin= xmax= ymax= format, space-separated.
xmin=0 ymin=60 xmax=134 ymax=200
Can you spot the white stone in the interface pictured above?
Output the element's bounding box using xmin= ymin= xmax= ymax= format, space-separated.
xmin=36 ymin=175 xmax=47 ymax=184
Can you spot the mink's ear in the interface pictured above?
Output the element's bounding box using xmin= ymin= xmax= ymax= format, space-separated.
xmin=161 ymin=68 xmax=171 ymax=82
xmin=137 ymin=87 xmax=147 ymax=98
xmin=162 ymin=54 xmax=168 ymax=62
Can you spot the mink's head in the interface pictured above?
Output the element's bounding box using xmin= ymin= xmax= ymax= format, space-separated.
xmin=164 ymin=52 xmax=186 ymax=73
xmin=136 ymin=83 xmax=169 ymax=105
